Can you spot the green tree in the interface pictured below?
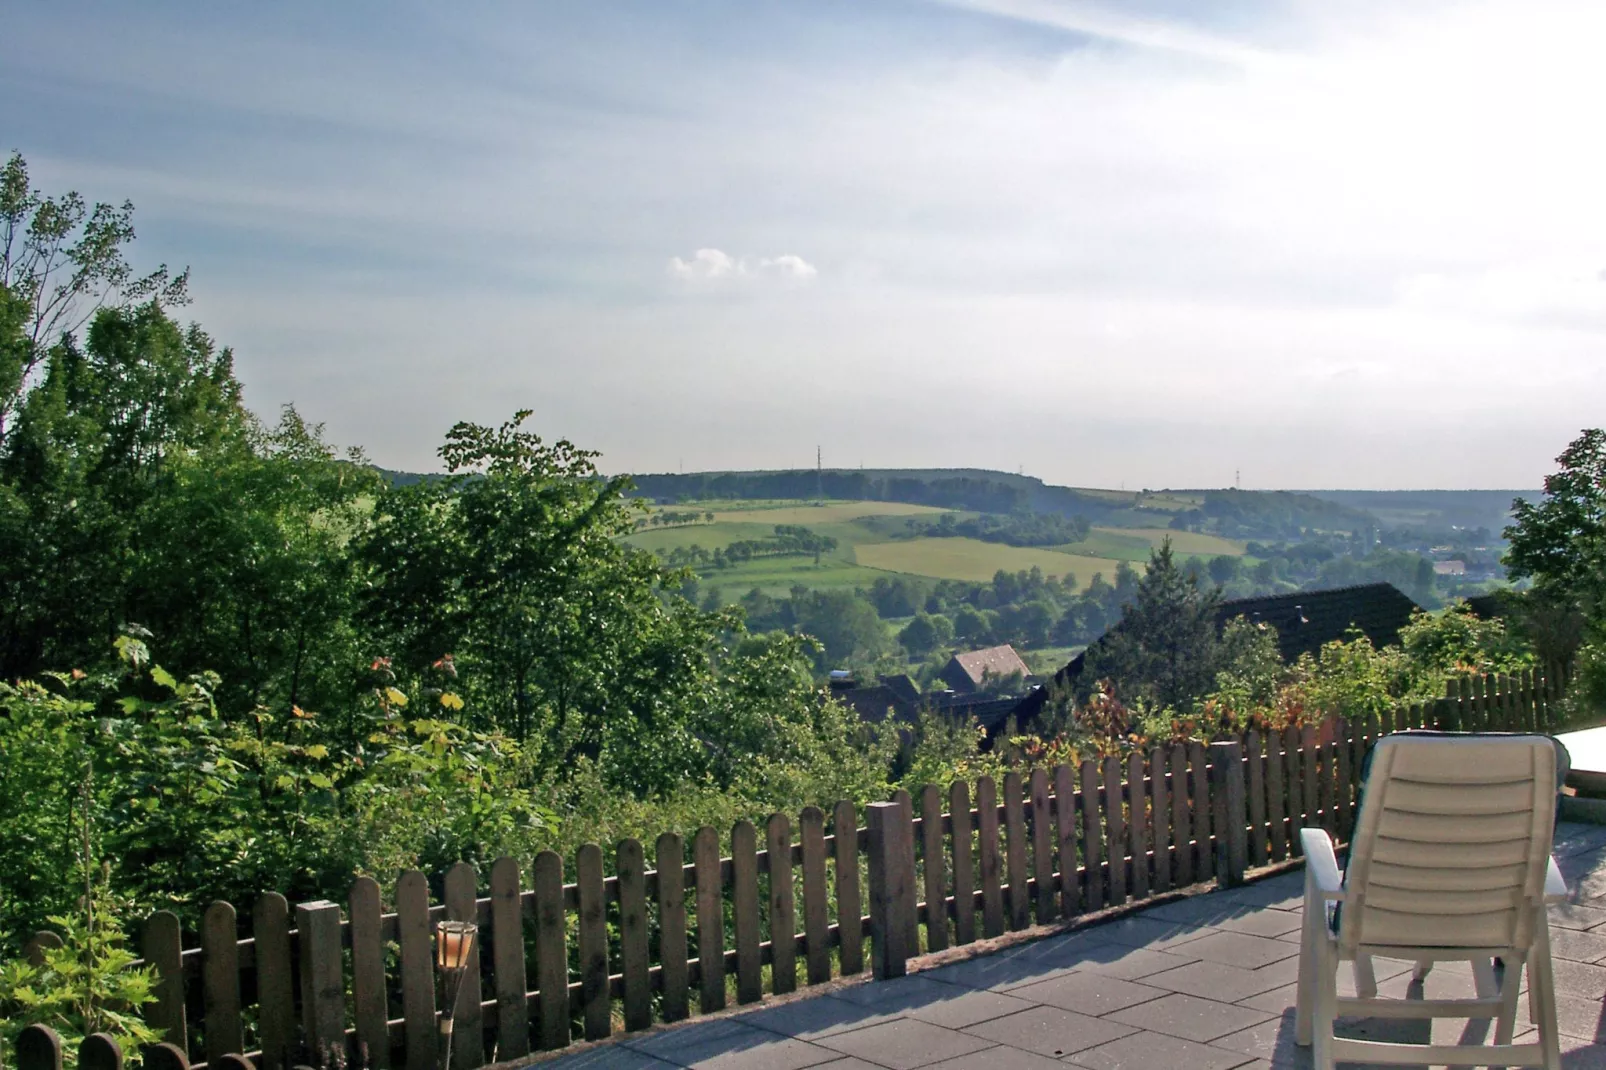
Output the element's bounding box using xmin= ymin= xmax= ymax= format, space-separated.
xmin=358 ymin=411 xmax=731 ymax=775
xmin=1 ymin=153 xmax=188 ymax=446
xmin=1081 ymin=538 xmax=1224 ymax=711
xmin=899 ymin=612 xmax=953 ymax=657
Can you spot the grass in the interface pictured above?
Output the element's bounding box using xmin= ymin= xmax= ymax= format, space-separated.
xmin=852 ymin=537 xmax=1128 ymax=587
xmin=1064 ymin=527 xmax=1246 ymax=560
xmin=623 ymin=500 xmax=1241 ymax=597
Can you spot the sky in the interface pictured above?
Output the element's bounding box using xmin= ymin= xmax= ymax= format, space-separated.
xmin=4 ymin=0 xmax=1604 ymax=489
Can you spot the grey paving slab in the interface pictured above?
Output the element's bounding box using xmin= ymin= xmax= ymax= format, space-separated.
xmin=1555 ymin=925 xmax=1606 ymax=963
xmin=1066 ymin=1028 xmax=1258 ymax=1070
xmin=1087 ymin=915 xmax=1213 ymax=952
xmin=1104 ymin=992 xmax=1275 ymax=1043
xmin=1548 ymin=956 xmax=1606 ymax=1000
xmin=1551 ymin=901 xmax=1606 ymax=931
xmin=1140 ymin=959 xmax=1295 ymax=1003
xmin=813 ymin=1019 xmax=993 ymax=1070
xmin=961 ymin=1004 xmax=1136 ymax=1057
xmin=1179 ymin=931 xmax=1299 ymax=969
xmin=623 ymin=1019 xmax=840 ymax=1070
xmin=828 ymin=975 xmax=962 ymax=1008
xmin=919 ymin=1047 xmax=1069 ymax=1070
xmin=735 ymin=993 xmax=900 ymax=1041
xmin=1005 ymin=972 xmax=1166 ymax=1016
xmin=1065 ymin=943 xmax=1200 ymax=980
xmin=903 ymin=988 xmax=1038 ymax=1030
xmin=917 ymin=940 xmax=1105 ymax=992
xmin=542 ymin=1046 xmax=679 ymax=1068
xmin=1212 ymin=910 xmax=1303 ymax=939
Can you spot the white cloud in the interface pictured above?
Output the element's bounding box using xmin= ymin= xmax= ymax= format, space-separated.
xmin=667 ymin=249 xmax=817 ymax=285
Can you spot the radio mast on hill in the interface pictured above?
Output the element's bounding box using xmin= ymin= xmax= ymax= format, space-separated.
xmin=816 ymin=445 xmax=823 ymax=504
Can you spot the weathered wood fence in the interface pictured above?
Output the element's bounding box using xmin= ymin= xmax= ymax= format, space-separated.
xmin=9 ymin=665 xmax=1569 ymax=1069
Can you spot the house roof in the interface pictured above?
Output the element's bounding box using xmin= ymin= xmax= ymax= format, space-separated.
xmin=878 ymin=673 xmax=923 ymax=708
xmin=1014 ymin=582 xmax=1421 ymax=720
xmin=946 ymin=644 xmax=1032 ymax=686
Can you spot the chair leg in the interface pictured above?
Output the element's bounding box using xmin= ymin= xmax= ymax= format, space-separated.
xmin=1495 ymin=953 xmax=1523 ymax=1046
xmin=1530 ymin=913 xmax=1562 ymax=1070
xmin=1296 ymin=882 xmax=1322 ymax=1046
xmin=1353 ymin=953 xmax=1377 ymax=998
xmin=1472 ymin=956 xmax=1497 ymax=999
xmin=1312 ymin=937 xmax=1338 ymax=1070
xmin=1412 ymin=959 xmax=1432 ymax=983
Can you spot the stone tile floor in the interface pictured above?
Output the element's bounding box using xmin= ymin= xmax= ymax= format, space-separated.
xmin=534 ymin=822 xmax=1606 ymax=1069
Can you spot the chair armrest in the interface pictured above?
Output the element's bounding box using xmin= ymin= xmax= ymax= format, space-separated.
xmin=1301 ymin=827 xmax=1344 ymax=901
xmin=1545 ymin=856 xmax=1568 ymax=904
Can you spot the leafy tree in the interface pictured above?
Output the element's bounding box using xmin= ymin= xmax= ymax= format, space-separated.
xmin=1208 ymin=554 xmax=1241 ymax=585
xmin=1506 ymin=429 xmax=1606 ymax=629
xmin=1081 ymin=539 xmax=1224 ymax=711
xmin=793 ymin=589 xmax=891 ymax=669
xmin=1 ymin=153 xmax=188 ymax=446
xmin=898 ymin=612 xmax=953 ymax=656
xmin=952 ymin=605 xmax=992 ymax=646
xmin=358 ymin=411 xmax=732 ymax=776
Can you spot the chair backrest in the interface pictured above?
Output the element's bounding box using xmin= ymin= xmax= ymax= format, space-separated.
xmin=1339 ymin=734 xmax=1557 ymax=954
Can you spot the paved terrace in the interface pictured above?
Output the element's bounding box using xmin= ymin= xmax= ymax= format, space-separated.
xmin=531 ymin=821 xmax=1606 ymax=1070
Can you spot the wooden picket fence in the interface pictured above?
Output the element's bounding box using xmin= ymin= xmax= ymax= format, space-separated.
xmin=8 ymin=665 xmax=1569 ymax=1069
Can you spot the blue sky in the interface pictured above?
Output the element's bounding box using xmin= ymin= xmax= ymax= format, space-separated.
xmin=6 ymin=0 xmax=1605 ymax=487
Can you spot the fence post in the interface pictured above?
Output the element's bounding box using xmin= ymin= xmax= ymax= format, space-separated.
xmin=1440 ymin=677 xmax=1461 ymax=731
xmin=16 ymin=1026 xmax=62 ymax=1070
xmin=296 ymin=900 xmax=346 ymax=1066
xmin=1210 ymin=740 xmax=1247 ymax=889
xmin=867 ymin=801 xmax=914 ymax=979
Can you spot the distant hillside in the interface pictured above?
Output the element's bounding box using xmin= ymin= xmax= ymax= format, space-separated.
xmin=627 ymin=469 xmax=1378 ymax=539
xmin=1301 ymin=490 xmax=1542 ymax=534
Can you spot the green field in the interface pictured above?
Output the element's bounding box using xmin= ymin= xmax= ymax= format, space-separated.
xmin=1058 ymin=526 xmax=1245 ymax=561
xmin=853 ymin=537 xmax=1126 ymax=587
xmin=625 ymin=499 xmax=1244 ymax=597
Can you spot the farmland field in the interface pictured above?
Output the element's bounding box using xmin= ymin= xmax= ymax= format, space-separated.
xmin=624 ymin=498 xmax=1235 ymax=596
xmin=853 ymin=537 xmax=1126 ymax=586
xmin=1061 ymin=527 xmax=1245 ymax=561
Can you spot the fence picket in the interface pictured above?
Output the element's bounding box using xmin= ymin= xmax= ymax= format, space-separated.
xmin=800 ymin=808 xmax=832 ymax=984
xmin=767 ymin=814 xmax=797 ymax=994
xmin=1335 ymin=721 xmax=1352 ymax=841
xmin=1052 ymin=765 xmax=1078 ymax=916
xmin=1080 ymin=760 xmax=1103 ymax=910
xmin=833 ymin=801 xmax=864 ymax=976
xmin=576 ymin=845 xmax=610 ymax=1040
xmin=1266 ymin=730 xmax=1287 ymax=862
xmin=489 ymin=857 xmax=530 ymax=1059
xmin=78 ymin=1034 xmax=122 ymax=1070
xmin=656 ymin=832 xmax=690 ymax=1022
xmin=949 ymin=781 xmax=977 ymax=942
xmin=732 ymin=821 xmax=762 ymax=1003
xmin=976 ymin=776 xmax=1005 ymax=937
xmin=1127 ymin=752 xmax=1149 ymax=902
xmin=1189 ymin=742 xmax=1211 ymax=881
xmin=253 ymin=893 xmax=295 ymax=1070
xmin=444 ymin=863 xmax=485 ymax=1065
xmin=1150 ymin=750 xmax=1171 ymax=894
xmin=348 ymin=878 xmax=390 ymax=1069
xmin=396 ymin=872 xmax=439 ymax=1068
xmin=1301 ymin=725 xmax=1319 ymax=836
xmin=202 ymin=901 xmax=243 ymax=1066
xmin=533 ymin=851 xmax=570 ymax=1050
xmin=1030 ymin=770 xmax=1054 ymax=924
xmin=143 ymin=911 xmax=185 ymax=1050
xmin=617 ymin=839 xmax=651 ymax=1032
xmin=921 ymin=785 xmax=949 ymax=951
xmin=1170 ymin=744 xmax=1191 ymax=886
xmin=17 ymin=1025 xmax=63 ymax=1070
xmin=1003 ymin=772 xmax=1029 ymax=930
xmin=695 ymin=826 xmax=727 ymax=1012
xmin=1320 ymin=728 xmax=1337 ymax=837
xmin=1246 ymin=730 xmax=1267 ymax=867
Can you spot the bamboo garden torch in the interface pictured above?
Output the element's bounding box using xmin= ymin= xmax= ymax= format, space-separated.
xmin=436 ymin=920 xmax=478 ymax=1070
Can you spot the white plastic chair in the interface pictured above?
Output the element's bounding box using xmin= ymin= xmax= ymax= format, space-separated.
xmin=1295 ymin=734 xmax=1568 ymax=1069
